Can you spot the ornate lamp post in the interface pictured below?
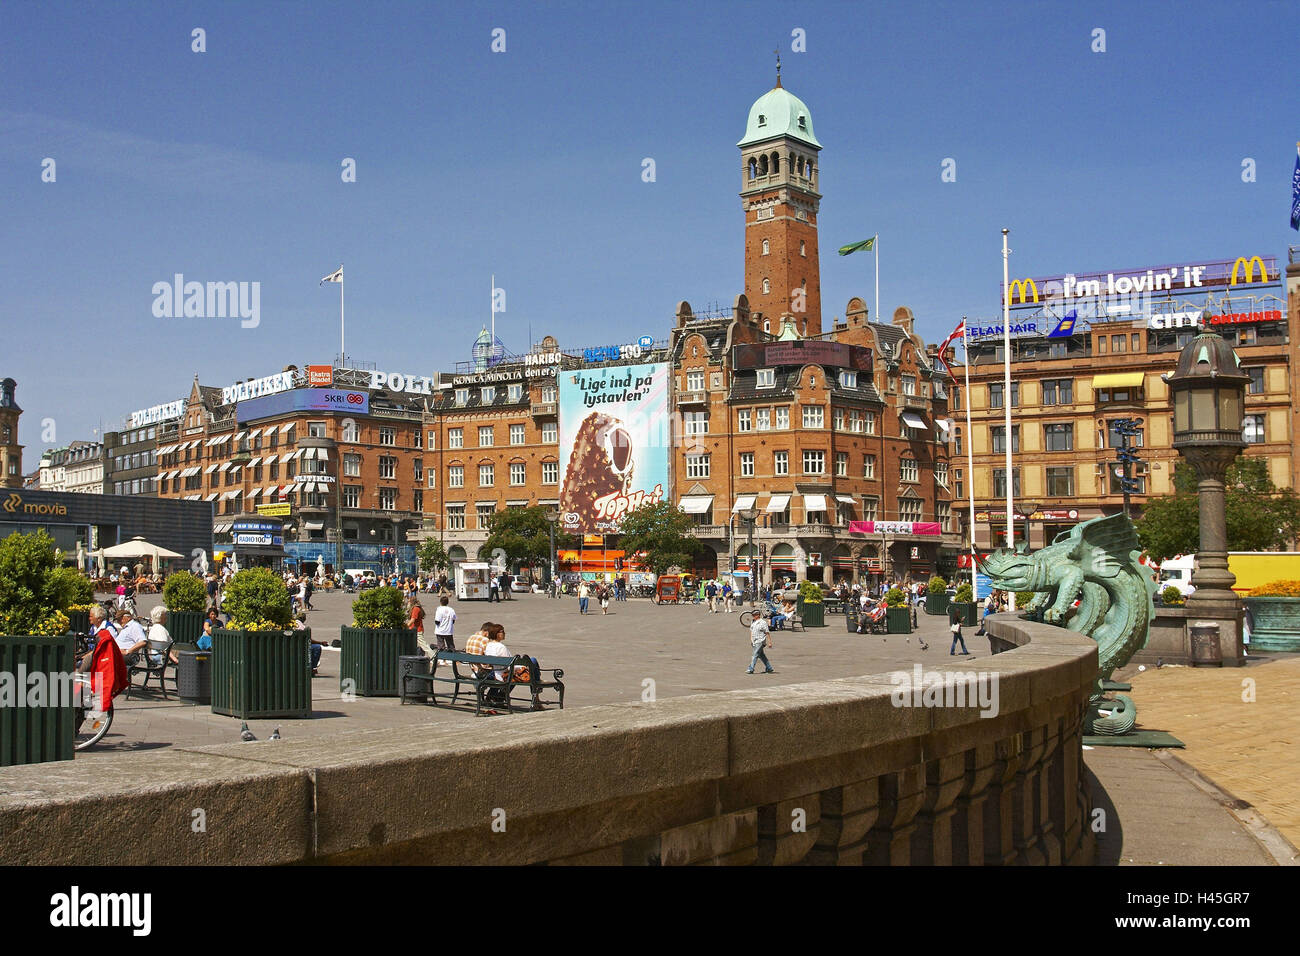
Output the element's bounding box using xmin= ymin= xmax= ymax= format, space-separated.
xmin=739 ymin=506 xmax=758 ymax=604
xmin=1165 ymin=319 xmax=1249 ymax=622
xmin=544 ymin=507 xmax=559 ymax=588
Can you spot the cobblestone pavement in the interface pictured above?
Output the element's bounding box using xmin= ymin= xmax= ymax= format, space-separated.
xmin=91 ymin=592 xmax=970 ymax=753
xmin=1116 ymin=652 xmax=1300 ymax=853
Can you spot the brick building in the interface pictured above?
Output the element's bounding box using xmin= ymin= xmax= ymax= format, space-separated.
xmin=0 ymin=378 xmax=21 ymax=489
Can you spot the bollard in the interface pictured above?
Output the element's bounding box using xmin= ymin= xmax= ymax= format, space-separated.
xmin=1189 ymin=621 xmax=1223 ymax=667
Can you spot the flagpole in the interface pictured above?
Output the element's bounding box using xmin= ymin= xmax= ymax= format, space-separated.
xmin=1001 ymin=229 xmax=1014 ymax=551
xmin=339 ymin=265 xmax=345 ymax=366
xmin=963 ymin=318 xmax=978 ymax=600
xmin=874 ymin=235 xmax=880 ymax=325
xmin=491 ymin=273 xmax=495 ymax=354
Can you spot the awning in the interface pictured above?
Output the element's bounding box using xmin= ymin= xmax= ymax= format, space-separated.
xmin=157 ymin=444 xmax=175 ymax=456
xmin=280 ymin=423 xmax=294 ymax=434
xmin=247 ymin=456 xmax=262 ymax=467
xmin=765 ymin=494 xmax=791 ymax=513
xmin=204 ymin=437 xmax=219 ymax=447
xmin=215 ymin=434 xmax=230 ymax=445
xmin=229 ymin=489 xmax=242 ymax=498
xmin=303 ymin=520 xmax=325 ymax=532
xmin=731 ymin=495 xmax=757 ymax=513
xmin=213 ymin=523 xmax=229 ymax=534
xmin=679 ymin=495 xmax=714 ymax=514
xmin=935 ymin=419 xmax=951 ymax=435
xmin=232 ymin=431 xmax=245 ymax=443
xmin=835 ymin=495 xmax=856 ymax=505
xmin=203 ymin=464 xmax=219 ymax=474
xmin=218 ymin=462 xmax=232 ymax=472
xmin=291 ymin=448 xmax=305 ymax=459
xmin=203 ymin=493 xmax=219 ymax=502
xmin=901 ymin=411 xmax=927 ymax=430
xmin=279 ymin=453 xmax=293 ymax=464
xmin=1093 ymin=372 xmax=1144 ymax=389
xmin=803 ymin=494 xmax=827 ymax=513
xmin=316 ymin=448 xmax=329 ymax=460
xmin=285 ymin=483 xmax=300 ymax=494
xmin=246 ymin=487 xmax=261 ymax=500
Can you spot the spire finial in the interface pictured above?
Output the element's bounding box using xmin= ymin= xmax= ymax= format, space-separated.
xmin=774 ymin=49 xmax=782 ymax=87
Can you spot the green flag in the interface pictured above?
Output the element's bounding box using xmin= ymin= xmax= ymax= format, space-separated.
xmin=837 ymin=236 xmax=876 ymax=256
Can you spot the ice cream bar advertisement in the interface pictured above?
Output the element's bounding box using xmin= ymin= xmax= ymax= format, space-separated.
xmin=558 ymin=363 xmax=670 ymax=533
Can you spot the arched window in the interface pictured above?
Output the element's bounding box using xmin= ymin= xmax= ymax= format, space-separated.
xmin=771 ymin=152 xmax=780 ymax=174
xmin=797 ymin=156 xmax=804 ymax=176
xmin=748 ymin=157 xmax=757 ymax=180
xmin=759 ymin=155 xmax=769 ymax=175
xmin=763 ymin=320 xmax=770 ymax=333
xmin=757 ymin=113 xmax=767 ymax=127
xmin=761 ymin=239 xmax=769 ymax=256
xmin=799 ymin=241 xmax=806 ymax=257
xmin=762 ymin=278 xmax=771 ymax=294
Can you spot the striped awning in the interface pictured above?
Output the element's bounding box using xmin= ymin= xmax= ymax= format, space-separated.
xmin=203 ymin=493 xmax=219 ymax=502
xmin=247 ymin=456 xmax=262 ymax=467
xmin=246 ymin=487 xmax=261 ymax=500
xmin=203 ymin=464 xmax=219 ymax=474
xmin=218 ymin=462 xmax=232 ymax=472
xmin=765 ymin=494 xmax=791 ymax=513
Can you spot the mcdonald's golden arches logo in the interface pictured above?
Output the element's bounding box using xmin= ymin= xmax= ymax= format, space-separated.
xmin=1006 ymin=278 xmax=1039 ymax=304
xmin=1229 ymin=256 xmax=1269 ymax=285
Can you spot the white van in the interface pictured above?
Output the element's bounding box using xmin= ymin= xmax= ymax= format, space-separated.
xmin=1159 ymin=555 xmax=1195 ymax=597
xmin=344 ymin=568 xmax=378 ymax=588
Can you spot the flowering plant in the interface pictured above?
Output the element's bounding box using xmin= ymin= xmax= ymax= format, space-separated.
xmin=1248 ymin=580 xmax=1300 ymax=597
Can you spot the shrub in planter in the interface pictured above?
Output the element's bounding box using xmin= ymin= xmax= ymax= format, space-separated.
xmin=1016 ymin=591 xmax=1034 ymax=610
xmin=925 ymin=575 xmax=950 ymax=615
xmin=1244 ymin=580 xmax=1300 ymax=652
xmin=352 ymin=586 xmax=406 ymax=629
xmin=220 ymin=567 xmax=293 ymax=630
xmin=49 ymin=567 xmax=94 ymax=610
xmin=884 ymin=587 xmax=908 ymax=608
xmin=1248 ymin=580 xmax=1300 ymax=597
xmin=797 ymin=580 xmax=824 ymax=604
xmin=1161 ymin=585 xmax=1185 ymax=606
xmin=0 ymin=530 xmax=78 ymax=636
xmin=954 ymin=583 xmax=974 ymax=604
xmin=927 ymin=575 xmax=947 ymax=595
xmin=163 ymin=570 xmax=208 ymax=612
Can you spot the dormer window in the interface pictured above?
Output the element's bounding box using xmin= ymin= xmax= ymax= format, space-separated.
xmin=757 ymin=114 xmax=767 ymax=127
xmin=798 ymin=115 xmax=807 ymax=129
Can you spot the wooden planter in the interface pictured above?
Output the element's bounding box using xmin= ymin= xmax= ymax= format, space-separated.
xmin=0 ymin=634 xmax=75 ymax=766
xmin=340 ymin=626 xmax=418 ymax=696
xmin=211 ymin=628 xmax=312 ymax=719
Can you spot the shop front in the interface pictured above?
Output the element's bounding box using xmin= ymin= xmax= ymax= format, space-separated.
xmin=229 ymin=514 xmax=287 ymax=570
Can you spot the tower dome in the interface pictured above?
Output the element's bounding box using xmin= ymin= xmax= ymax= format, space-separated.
xmin=738 ymin=84 xmax=820 ymax=149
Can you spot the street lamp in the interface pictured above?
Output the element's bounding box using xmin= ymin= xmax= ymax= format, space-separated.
xmin=544 ymin=507 xmax=559 ymax=588
xmin=738 ymin=506 xmax=758 ymax=604
xmin=1166 ymin=318 xmax=1249 ymax=622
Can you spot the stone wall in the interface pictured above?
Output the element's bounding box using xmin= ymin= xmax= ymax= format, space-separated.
xmin=0 ymin=617 xmax=1096 ymax=865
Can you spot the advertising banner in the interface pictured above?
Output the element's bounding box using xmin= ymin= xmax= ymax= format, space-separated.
xmin=848 ymin=521 xmax=942 ymax=536
xmin=236 ymin=388 xmax=369 ymax=421
xmin=558 ymin=363 xmax=669 ymax=533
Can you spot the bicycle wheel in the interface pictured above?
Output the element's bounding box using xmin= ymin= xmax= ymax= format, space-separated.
xmin=74 ymin=707 xmax=113 ymax=751
xmin=740 ymin=610 xmax=756 ymax=627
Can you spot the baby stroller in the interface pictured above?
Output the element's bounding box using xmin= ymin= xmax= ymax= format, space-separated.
xmin=74 ymin=632 xmax=129 ymax=751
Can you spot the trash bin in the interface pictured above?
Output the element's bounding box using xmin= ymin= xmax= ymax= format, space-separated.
xmin=1190 ymin=621 xmax=1223 ymax=667
xmin=177 ymin=650 xmax=212 ymax=704
xmin=398 ymin=654 xmax=431 ymax=702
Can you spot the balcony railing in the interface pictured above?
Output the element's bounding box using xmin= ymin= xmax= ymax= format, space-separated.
xmin=677 ymin=391 xmax=708 ymax=406
xmin=530 ymin=402 xmax=557 ymax=417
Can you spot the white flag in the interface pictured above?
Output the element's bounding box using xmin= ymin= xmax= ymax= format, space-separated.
xmin=320 ymin=266 xmax=343 ymax=284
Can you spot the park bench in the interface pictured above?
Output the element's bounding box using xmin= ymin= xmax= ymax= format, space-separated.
xmin=126 ymin=640 xmax=176 ymax=699
xmin=401 ymin=650 xmax=565 ymax=716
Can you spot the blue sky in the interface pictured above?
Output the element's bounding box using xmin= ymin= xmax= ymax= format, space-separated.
xmin=2 ymin=0 xmax=1297 ymax=455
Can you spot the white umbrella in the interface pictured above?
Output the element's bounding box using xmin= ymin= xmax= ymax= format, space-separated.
xmin=101 ymin=536 xmax=183 ymax=560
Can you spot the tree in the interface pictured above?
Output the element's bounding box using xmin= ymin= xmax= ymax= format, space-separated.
xmin=615 ymin=502 xmax=702 ymax=575
xmin=0 ymin=530 xmax=69 ymax=635
xmin=1136 ymin=456 xmax=1300 ymax=561
xmin=478 ymin=506 xmax=576 ymax=571
xmin=417 ymin=538 xmax=450 ymax=574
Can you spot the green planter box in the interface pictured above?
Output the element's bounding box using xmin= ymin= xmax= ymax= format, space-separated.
xmin=340 ymin=626 xmax=418 ymax=697
xmin=0 ymin=635 xmax=75 ymax=766
xmin=799 ymin=601 xmax=825 ymax=628
xmin=166 ymin=609 xmax=207 ymax=645
xmin=1244 ymin=596 xmax=1300 ymax=652
xmin=66 ymin=610 xmax=90 ymax=637
xmin=952 ymin=602 xmax=978 ymax=626
xmin=886 ymin=606 xmax=912 ymax=634
xmin=924 ymin=593 xmax=950 ymax=616
xmin=211 ymin=628 xmax=312 ymax=720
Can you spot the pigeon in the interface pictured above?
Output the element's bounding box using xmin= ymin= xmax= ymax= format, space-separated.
xmin=269 ymin=727 xmax=281 ymax=740
xmin=1156 ymin=658 xmax=1164 ymax=669
xmin=239 ymin=721 xmax=256 ymax=742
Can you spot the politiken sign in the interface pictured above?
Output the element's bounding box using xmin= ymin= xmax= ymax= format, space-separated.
xmin=557 ymin=363 xmax=670 ymax=534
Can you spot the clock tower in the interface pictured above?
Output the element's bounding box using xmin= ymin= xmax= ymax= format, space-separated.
xmin=739 ymin=69 xmax=823 ymax=336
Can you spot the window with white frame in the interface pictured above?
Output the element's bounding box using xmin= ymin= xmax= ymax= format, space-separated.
xmin=686 ymin=370 xmax=705 ymax=391
xmin=541 ymin=385 xmax=557 ymax=403
xmin=427 ymin=471 xmax=437 ymax=489
xmin=307 ymin=421 xmax=326 ymax=438
xmin=740 ymin=452 xmax=754 ymax=476
xmin=862 ymin=497 xmax=879 ymax=521
xmin=449 ymin=428 xmax=463 ymax=449
xmin=425 ymin=429 xmax=436 ymax=448
xmin=413 ymin=459 xmax=423 ymax=482
xmin=756 ymin=408 xmax=771 ymax=430
xmin=684 ymin=411 xmax=709 ymax=435
xmin=849 ymin=410 xmax=862 ymax=432
xmin=508 ymin=383 xmax=523 ymax=402
xmin=900 ymin=498 xmax=923 ymax=522
xmin=775 ymin=407 xmax=789 ymax=429
xmin=379 ymin=427 xmax=396 ymax=446
xmin=774 ymin=450 xmax=788 ymax=476
xmin=481 ymin=387 xmax=495 ymax=404
xmin=864 ymin=412 xmax=877 ymax=435
xmin=737 ymin=409 xmax=752 ymax=432
xmin=938 ymin=501 xmax=952 ymax=531
xmin=343 ymin=485 xmax=361 ymax=508
xmin=479 ymin=463 xmax=494 ymax=486
xmin=455 ymin=389 xmax=468 ymax=406
xmin=936 ymin=461 xmax=948 ymax=486
xmin=447 ymin=505 xmax=466 ymax=530
xmin=542 ymin=422 xmax=558 ymax=443
xmin=510 ymin=424 xmax=525 ymax=445
xmin=685 ymin=453 xmax=710 ymax=478
xmin=375 ymin=487 xmax=397 ymax=510
xmin=510 ymin=462 xmax=526 ymax=485
xmin=379 ymin=456 xmax=396 ymax=479
xmin=839 ymin=371 xmax=857 ymax=388
xmin=343 ymin=453 xmax=361 ymax=477
xmin=478 ymin=426 xmax=494 ymax=447
xmin=477 ymin=503 xmax=495 ymax=529
xmin=863 ymin=454 xmax=876 ymax=478
xmin=900 ymin=457 xmax=918 ymax=482
xmin=802 ymin=450 xmax=825 ymax=474
xmin=542 ymin=460 xmax=558 ymax=484
xmin=902 ymin=375 xmax=917 ymax=396
xmin=835 ymin=452 xmax=848 ymax=477
xmin=756 ymin=368 xmax=775 ymax=388
xmin=833 ymin=408 xmax=844 ymax=430
xmin=802 ymin=405 xmax=824 ymax=428
xmin=449 ymin=465 xmax=464 ymax=488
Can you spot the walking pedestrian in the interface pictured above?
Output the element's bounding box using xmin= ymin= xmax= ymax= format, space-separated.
xmin=746 ymin=610 xmax=776 ymax=674
xmin=578 ymin=580 xmax=590 ymax=615
xmin=432 ymin=595 xmax=457 ymax=657
xmin=949 ymin=604 xmax=969 ymax=656
xmin=599 ymin=582 xmax=611 ymax=615
xmin=408 ymin=597 xmax=428 ymax=655
xmin=705 ymin=579 xmax=718 ymax=613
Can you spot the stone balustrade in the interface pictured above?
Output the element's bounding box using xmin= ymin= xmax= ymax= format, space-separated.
xmin=0 ymin=615 xmax=1095 ymax=865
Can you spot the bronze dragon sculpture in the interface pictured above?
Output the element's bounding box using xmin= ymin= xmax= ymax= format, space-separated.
xmin=979 ymin=513 xmax=1158 ymax=735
